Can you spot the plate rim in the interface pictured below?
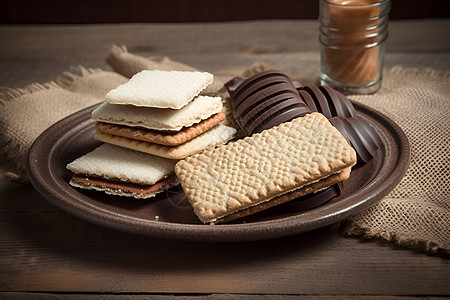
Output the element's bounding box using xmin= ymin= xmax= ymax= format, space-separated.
xmin=27 ymin=102 xmax=410 ymax=243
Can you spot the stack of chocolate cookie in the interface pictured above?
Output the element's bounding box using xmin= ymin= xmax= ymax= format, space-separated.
xmin=226 ymin=70 xmax=382 ymax=165
xmin=295 ymin=83 xmax=382 ymax=164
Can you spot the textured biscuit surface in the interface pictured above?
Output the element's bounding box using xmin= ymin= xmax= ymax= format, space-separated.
xmin=66 ymin=143 xmax=177 ymax=185
xmin=92 ymin=95 xmax=222 ymax=131
xmin=175 ymin=113 xmax=357 ymax=223
xmin=95 ymin=124 xmax=237 ymax=160
xmin=95 ymin=112 xmax=225 ymax=146
xmin=105 ymin=70 xmax=213 ymax=109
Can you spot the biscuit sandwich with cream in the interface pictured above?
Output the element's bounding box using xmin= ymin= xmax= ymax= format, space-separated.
xmin=67 ymin=143 xmax=178 ymax=199
xmin=92 ymin=70 xmax=236 ymax=160
xmin=175 ymin=113 xmax=357 ymax=223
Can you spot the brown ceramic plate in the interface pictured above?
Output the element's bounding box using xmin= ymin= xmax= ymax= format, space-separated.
xmin=27 ymin=102 xmax=409 ymax=243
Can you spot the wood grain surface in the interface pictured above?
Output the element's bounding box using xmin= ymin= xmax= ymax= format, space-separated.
xmin=0 ymin=19 xmax=449 ymax=299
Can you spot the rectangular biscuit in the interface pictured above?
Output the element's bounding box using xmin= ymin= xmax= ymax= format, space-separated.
xmin=67 ymin=143 xmax=177 ymax=185
xmin=105 ymin=70 xmax=213 ymax=109
xmin=95 ymin=112 xmax=225 ymax=146
xmin=94 ymin=124 xmax=237 ymax=160
xmin=92 ymin=95 xmax=223 ymax=132
xmin=174 ymin=113 xmax=357 ymax=223
xmin=66 ymin=144 xmax=179 ymax=198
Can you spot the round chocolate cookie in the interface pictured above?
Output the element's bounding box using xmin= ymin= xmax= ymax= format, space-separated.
xmin=330 ymin=116 xmax=383 ymax=164
xmin=225 ymin=70 xmax=310 ymax=135
xmin=297 ymin=85 xmax=357 ymax=118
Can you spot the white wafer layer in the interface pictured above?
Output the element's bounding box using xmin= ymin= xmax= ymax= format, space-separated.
xmin=92 ymin=95 xmax=223 ymax=131
xmin=105 ymin=70 xmax=213 ymax=109
xmin=66 ymin=144 xmax=177 ymax=185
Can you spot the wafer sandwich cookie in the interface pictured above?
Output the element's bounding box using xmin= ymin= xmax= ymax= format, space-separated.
xmin=175 ymin=113 xmax=357 ymax=223
xmin=67 ymin=144 xmax=178 ymax=199
xmin=92 ymin=95 xmax=223 ymax=132
xmin=95 ymin=124 xmax=237 ymax=160
xmin=105 ymin=70 xmax=213 ymax=109
xmin=95 ymin=112 xmax=226 ymax=146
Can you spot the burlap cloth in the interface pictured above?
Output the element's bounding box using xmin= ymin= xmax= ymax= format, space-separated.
xmin=1 ymin=45 xmax=448 ymax=255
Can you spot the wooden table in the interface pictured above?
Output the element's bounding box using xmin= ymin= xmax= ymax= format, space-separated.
xmin=1 ymin=19 xmax=449 ymax=299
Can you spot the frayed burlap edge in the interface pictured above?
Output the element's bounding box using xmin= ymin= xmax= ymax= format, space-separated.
xmin=0 ymin=66 xmax=108 ymax=180
xmin=0 ymin=82 xmax=62 ymax=103
xmin=0 ymin=66 xmax=105 ymax=103
xmin=337 ymin=219 xmax=450 ymax=257
xmin=339 ymin=66 xmax=450 ymax=257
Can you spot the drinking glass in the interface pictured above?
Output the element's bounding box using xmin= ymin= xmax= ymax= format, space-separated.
xmin=319 ymin=0 xmax=391 ymax=94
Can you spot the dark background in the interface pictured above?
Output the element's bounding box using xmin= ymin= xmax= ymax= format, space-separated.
xmin=1 ymin=0 xmax=449 ymax=24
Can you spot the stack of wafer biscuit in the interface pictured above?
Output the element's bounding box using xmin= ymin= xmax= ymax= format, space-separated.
xmin=92 ymin=70 xmax=236 ymax=160
xmin=67 ymin=70 xmax=236 ymax=199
